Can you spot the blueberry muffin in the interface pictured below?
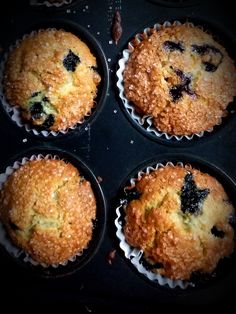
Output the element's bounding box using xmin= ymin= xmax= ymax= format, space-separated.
xmin=4 ymin=29 xmax=101 ymax=131
xmin=124 ymin=165 xmax=235 ymax=280
xmin=124 ymin=23 xmax=236 ymax=136
xmin=0 ymin=159 xmax=96 ymax=265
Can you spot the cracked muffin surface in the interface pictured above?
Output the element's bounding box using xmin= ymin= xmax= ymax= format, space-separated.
xmin=124 ymin=165 xmax=235 ymax=280
xmin=4 ymin=29 xmax=101 ymax=131
xmin=123 ymin=23 xmax=236 ymax=136
xmin=0 ymin=159 xmax=96 ymax=265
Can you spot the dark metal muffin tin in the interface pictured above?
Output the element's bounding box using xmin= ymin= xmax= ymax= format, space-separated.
xmin=0 ymin=0 xmax=235 ymax=309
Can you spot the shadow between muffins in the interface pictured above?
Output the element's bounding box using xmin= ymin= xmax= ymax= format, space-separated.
xmin=115 ymin=16 xmax=236 ymax=147
xmin=0 ymin=146 xmax=107 ymax=278
xmin=112 ymin=153 xmax=236 ymax=291
xmin=0 ymin=19 xmax=109 ymax=141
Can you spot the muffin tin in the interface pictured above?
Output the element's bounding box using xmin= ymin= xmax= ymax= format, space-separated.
xmin=0 ymin=0 xmax=235 ymax=309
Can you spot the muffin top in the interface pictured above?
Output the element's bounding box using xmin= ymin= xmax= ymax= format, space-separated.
xmin=4 ymin=29 xmax=101 ymax=131
xmin=124 ymin=165 xmax=235 ymax=280
xmin=0 ymin=159 xmax=96 ymax=265
xmin=124 ymin=23 xmax=236 ymax=136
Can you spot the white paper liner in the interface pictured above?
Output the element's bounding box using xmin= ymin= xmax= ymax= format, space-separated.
xmin=30 ymin=0 xmax=73 ymax=8
xmin=0 ymin=154 xmax=85 ymax=268
xmin=115 ymin=161 xmax=195 ymax=289
xmin=0 ymin=29 xmax=93 ymax=137
xmin=116 ymin=20 xmax=223 ymax=141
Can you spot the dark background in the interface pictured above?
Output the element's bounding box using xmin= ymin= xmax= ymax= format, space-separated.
xmin=0 ymin=0 xmax=235 ymax=310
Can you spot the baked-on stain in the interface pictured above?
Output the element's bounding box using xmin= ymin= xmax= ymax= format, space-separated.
xmin=111 ymin=10 xmax=122 ymax=45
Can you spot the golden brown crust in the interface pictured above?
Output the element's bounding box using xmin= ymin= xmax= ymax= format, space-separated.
xmin=0 ymin=159 xmax=96 ymax=265
xmin=124 ymin=24 xmax=236 ymax=136
xmin=4 ymin=29 xmax=101 ymax=131
xmin=124 ymin=165 xmax=235 ymax=280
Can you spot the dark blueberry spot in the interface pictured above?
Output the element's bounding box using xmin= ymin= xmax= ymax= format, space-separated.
xmin=229 ymin=214 xmax=236 ymax=227
xmin=169 ymin=69 xmax=196 ymax=102
xmin=91 ymin=66 xmax=99 ymax=74
xmin=80 ymin=176 xmax=85 ymax=182
xmin=192 ymin=44 xmax=208 ymax=55
xmin=30 ymin=102 xmax=44 ymax=120
xmin=170 ymin=85 xmax=183 ymax=102
xmin=92 ymin=218 xmax=98 ymax=229
xmin=9 ymin=221 xmax=19 ymax=231
xmin=181 ymin=172 xmax=209 ymax=215
xmin=42 ymin=96 xmax=49 ymax=102
xmin=63 ymin=50 xmax=80 ymax=72
xmin=192 ymin=44 xmax=223 ymax=72
xmin=31 ymin=91 xmax=40 ymax=97
xmin=140 ymin=254 xmax=163 ymax=271
xmin=163 ymin=41 xmax=185 ymax=53
xmin=211 ymin=226 xmax=225 ymax=238
xmin=125 ymin=187 xmax=142 ymax=202
xmin=203 ymin=62 xmax=217 ymax=72
xmin=42 ymin=114 xmax=55 ymax=128
xmin=192 ymin=44 xmax=221 ymax=55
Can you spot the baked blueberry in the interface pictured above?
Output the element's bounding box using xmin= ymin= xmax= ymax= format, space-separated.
xmin=181 ymin=172 xmax=209 ymax=215
xmin=163 ymin=41 xmax=185 ymax=53
xmin=63 ymin=49 xmax=80 ymax=72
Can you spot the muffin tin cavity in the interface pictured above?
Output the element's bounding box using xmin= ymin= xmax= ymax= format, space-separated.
xmin=0 ymin=148 xmax=106 ymax=278
xmin=117 ymin=20 xmax=236 ymax=145
xmin=0 ymin=20 xmax=109 ymax=139
xmin=115 ymin=155 xmax=236 ymax=289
